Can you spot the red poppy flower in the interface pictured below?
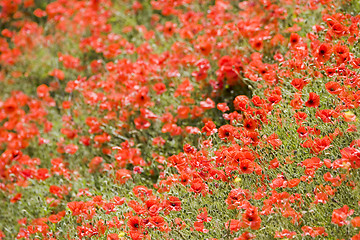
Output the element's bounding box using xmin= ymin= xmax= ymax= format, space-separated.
xmin=115 ymin=169 xmax=132 ymax=184
xmin=290 ymin=92 xmax=304 ymax=110
xmin=267 ymin=133 xmax=282 ymax=149
xmin=202 ymin=121 xmax=217 ymax=136
xmin=315 ymin=43 xmax=332 ymax=63
xmin=134 ymin=87 xmax=151 ymax=107
xmin=197 ymin=41 xmax=212 ymax=56
xmin=226 ymin=188 xmax=252 ymax=210
xmin=325 ymin=81 xmax=342 ymax=95
xmin=351 ymin=58 xmax=360 ymax=69
xmin=145 ymin=199 xmax=160 ymax=216
xmin=291 ymin=78 xmax=307 ymax=91
xmin=217 ymin=103 xmax=229 ymax=112
xmin=190 ymin=178 xmax=208 ymax=196
xmin=243 ymin=118 xmax=258 ymax=132
xmin=226 ymin=219 xmax=242 ymax=233
xmin=239 ymin=159 xmax=254 ymax=174
xmin=153 ymin=82 xmax=167 ymax=94
xmin=165 ymin=196 xmax=182 ymax=212
xmin=218 ymin=125 xmax=235 ymax=142
xmin=289 ymin=33 xmax=301 ymax=46
xmin=107 ymin=233 xmax=120 ymax=240
xmin=168 ymin=154 xmax=187 ymax=171
xmin=351 ymin=217 xmax=360 ymax=227
xmin=49 ymin=68 xmax=64 ymax=80
xmin=127 ymin=216 xmax=143 ymax=231
xmin=249 ymin=37 xmax=263 ymax=51
xmin=67 ymin=201 xmax=85 ymax=216
xmin=193 ymin=221 xmax=208 ymax=233
xmin=301 ymin=226 xmax=327 ymax=238
xmin=305 ymin=92 xmax=320 ymax=108
xmin=234 ymin=95 xmax=250 ymax=111
xmin=132 ymin=186 xmax=153 ymax=201
xmin=316 ymin=109 xmax=337 ymax=123
xmin=134 ymin=117 xmax=151 ymax=130
xmin=332 ymin=205 xmax=354 ymax=226
xmin=200 ymin=98 xmax=215 ymax=110
xmin=10 ymin=193 xmax=22 ymax=203
xmin=128 ymin=200 xmax=146 ymax=215
xmin=150 ymin=216 xmax=165 ymax=228
xmin=163 ymin=21 xmax=177 ymax=37
xmin=177 ymin=105 xmax=190 ymax=119
xmin=287 ymin=178 xmax=301 ymax=188
xmin=296 ymin=126 xmax=308 ymax=138
xmin=294 ymin=111 xmax=307 ymax=124
xmin=275 ymin=229 xmax=297 ymax=239
xmin=242 ymin=206 xmax=261 ymax=230
xmin=196 ymin=207 xmax=212 ymax=222
xmin=178 ymin=173 xmax=190 ymax=185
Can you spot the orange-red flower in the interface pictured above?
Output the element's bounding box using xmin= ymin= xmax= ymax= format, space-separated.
xmin=305 ymin=92 xmax=320 ymax=108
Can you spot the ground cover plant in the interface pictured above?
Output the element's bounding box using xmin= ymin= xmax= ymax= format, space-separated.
xmin=0 ymin=0 xmax=360 ymax=239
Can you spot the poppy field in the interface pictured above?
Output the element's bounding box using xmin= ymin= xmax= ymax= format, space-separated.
xmin=1 ymin=0 xmax=360 ymax=239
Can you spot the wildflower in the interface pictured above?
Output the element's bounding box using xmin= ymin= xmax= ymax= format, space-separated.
xmin=127 ymin=216 xmax=143 ymax=231
xmin=115 ymin=169 xmax=132 ymax=184
xmin=218 ymin=125 xmax=235 ymax=142
xmin=242 ymin=206 xmax=261 ymax=230
xmin=325 ymin=81 xmax=342 ymax=95
xmin=332 ymin=205 xmax=354 ymax=226
xmin=234 ymin=95 xmax=250 ymax=111
xmin=305 ymin=92 xmax=320 ymax=108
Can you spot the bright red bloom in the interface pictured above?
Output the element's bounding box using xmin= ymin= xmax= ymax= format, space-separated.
xmin=275 ymin=229 xmax=296 ymax=239
xmin=332 ymin=205 xmax=354 ymax=226
xmin=289 ymin=33 xmax=301 ymax=46
xmin=218 ymin=125 xmax=235 ymax=142
xmin=291 ymin=78 xmax=307 ymax=91
xmin=177 ymin=105 xmax=190 ymax=119
xmin=294 ymin=111 xmax=307 ymax=124
xmin=234 ymin=95 xmax=250 ymax=111
xmin=193 ymin=221 xmax=208 ymax=233
xmin=145 ymin=199 xmax=161 ymax=216
xmin=242 ymin=206 xmax=261 ymax=230
xmin=190 ymin=178 xmax=208 ymax=196
xmin=107 ymin=233 xmax=120 ymax=240
xmin=127 ymin=216 xmax=143 ymax=231
xmin=134 ymin=117 xmax=151 ymax=130
xmin=243 ymin=118 xmax=258 ymax=132
xmin=226 ymin=188 xmax=252 ymax=210
xmin=267 ymin=133 xmax=282 ymax=149
xmin=217 ymin=103 xmax=229 ymax=112
xmin=150 ymin=216 xmax=166 ymax=228
xmin=226 ymin=219 xmax=242 ymax=233
xmin=290 ymin=92 xmax=304 ymax=110
xmin=10 ymin=193 xmax=22 ymax=203
xmin=128 ymin=200 xmax=146 ymax=215
xmin=133 ymin=186 xmax=153 ymax=201
xmin=201 ymin=120 xmax=217 ymax=136
xmin=315 ymin=43 xmax=332 ymax=63
xmin=301 ymin=226 xmax=327 ymax=238
xmin=287 ymin=178 xmax=301 ymax=188
xmin=134 ymin=87 xmax=151 ymax=107
xmin=305 ymin=92 xmax=320 ymax=108
xmin=235 ymin=231 xmax=256 ymax=240
xmin=196 ymin=207 xmax=212 ymax=222
xmin=115 ymin=169 xmax=132 ymax=184
xmin=351 ymin=217 xmax=360 ymax=227
xmin=67 ymin=201 xmax=85 ymax=216
xmin=325 ymin=81 xmax=342 ymax=95
xmin=239 ymin=159 xmax=254 ymax=174
xmin=153 ymin=82 xmax=167 ymax=95
xmin=164 ymin=196 xmax=182 ymax=212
